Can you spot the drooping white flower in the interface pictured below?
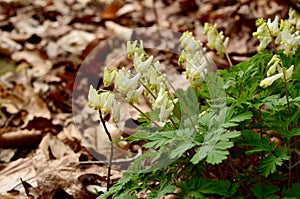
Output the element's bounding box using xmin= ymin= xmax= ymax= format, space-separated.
xmin=133 ymin=52 xmax=153 ymax=74
xmin=267 ymin=54 xmax=281 ymax=77
xmin=260 ymin=65 xmax=294 ymax=88
xmin=103 ymin=67 xmax=116 ymax=87
xmin=253 ymin=18 xmax=273 ymax=51
xmin=88 ymin=85 xmax=115 ymax=115
xmin=204 ymin=23 xmax=229 ymax=56
xmin=159 ymin=103 xmax=174 ymax=122
xmin=112 ymin=100 xmax=121 ymax=122
xmin=179 ymin=31 xmax=208 ymax=88
xmin=285 ymin=65 xmax=294 ymax=79
xmin=288 ymin=8 xmax=300 ymax=30
xmin=126 ymin=85 xmax=144 ymax=103
xmin=88 ymin=85 xmax=101 ymax=109
xmin=260 ymin=73 xmax=283 ymax=88
xmin=100 ymin=92 xmax=115 ymax=115
xmin=180 ymin=31 xmax=203 ymax=54
xmin=267 ymin=16 xmax=279 ymax=36
xmin=127 ymin=40 xmax=144 ymax=58
xmin=115 ymin=69 xmax=141 ymax=94
xmin=154 ymin=88 xmax=169 ymax=108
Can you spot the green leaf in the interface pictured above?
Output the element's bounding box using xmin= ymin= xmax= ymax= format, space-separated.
xmin=175 ymin=87 xmax=200 ymax=119
xmin=282 ymin=183 xmax=300 ymax=198
xmin=223 ymin=107 xmax=252 ymax=128
xmin=179 ymin=178 xmax=234 ymax=197
xmin=146 ymin=183 xmax=176 ymax=199
xmin=251 ymin=183 xmax=280 ymax=199
xmin=285 ymin=128 xmax=300 ymax=138
xmin=258 ymin=148 xmax=289 ymax=176
xmin=191 ymin=129 xmax=240 ymax=165
xmin=114 ymin=194 xmax=138 ymax=199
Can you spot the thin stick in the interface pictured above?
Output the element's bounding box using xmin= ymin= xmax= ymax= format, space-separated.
xmin=99 ymin=110 xmax=113 ymax=192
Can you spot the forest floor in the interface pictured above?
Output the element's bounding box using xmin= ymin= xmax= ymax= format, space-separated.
xmin=0 ymin=0 xmax=292 ymax=198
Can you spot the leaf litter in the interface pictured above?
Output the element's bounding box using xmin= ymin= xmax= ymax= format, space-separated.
xmin=0 ymin=0 xmax=291 ymax=198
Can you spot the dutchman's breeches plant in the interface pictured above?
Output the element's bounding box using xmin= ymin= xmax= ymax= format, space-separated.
xmin=88 ymin=8 xmax=300 ymax=198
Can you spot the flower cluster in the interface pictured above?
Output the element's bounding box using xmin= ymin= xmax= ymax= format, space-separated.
xmin=253 ymin=8 xmax=300 ymax=56
xmin=89 ymin=41 xmax=177 ymax=123
xmin=179 ymin=31 xmax=210 ymax=88
xmin=203 ymin=23 xmax=229 ymax=56
xmin=88 ymin=85 xmax=120 ymax=122
xmin=259 ymin=54 xmax=294 ymax=88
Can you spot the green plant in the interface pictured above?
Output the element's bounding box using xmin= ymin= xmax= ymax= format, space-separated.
xmin=89 ymin=8 xmax=300 ymax=198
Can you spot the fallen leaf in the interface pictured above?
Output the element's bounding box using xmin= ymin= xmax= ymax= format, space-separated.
xmin=39 ymin=133 xmax=74 ymax=160
xmin=57 ymin=30 xmax=96 ymax=55
xmin=0 ymin=30 xmax=22 ymax=56
xmin=0 ymin=148 xmax=17 ymax=162
xmin=101 ymin=0 xmax=125 ymax=20
xmin=11 ymin=50 xmax=52 ymax=77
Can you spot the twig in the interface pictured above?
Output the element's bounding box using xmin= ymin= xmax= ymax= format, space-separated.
xmin=80 ymin=148 xmax=142 ymax=165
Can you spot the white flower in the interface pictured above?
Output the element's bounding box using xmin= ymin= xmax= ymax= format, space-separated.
xmin=133 ymin=53 xmax=153 ymax=74
xmin=99 ymin=92 xmax=115 ymax=115
xmin=88 ymin=85 xmax=101 ymax=109
xmin=88 ymin=85 xmax=115 ymax=115
xmin=285 ymin=65 xmax=294 ymax=79
xmin=148 ymin=67 xmax=166 ymax=90
xmin=253 ymin=19 xmax=273 ymax=51
xmin=103 ymin=67 xmax=116 ymax=87
xmin=159 ymin=103 xmax=174 ymax=122
xmin=260 ymin=73 xmax=283 ymax=88
xmin=115 ymin=69 xmax=141 ymax=94
xmin=289 ymin=8 xmax=300 ymax=29
xmin=127 ymin=40 xmax=144 ymax=58
xmin=267 ymin=16 xmax=279 ymax=36
xmin=260 ymin=65 xmax=294 ymax=88
xmin=112 ymin=101 xmax=121 ymax=122
xmin=267 ymin=54 xmax=281 ymax=77
xmin=204 ymin=23 xmax=229 ymax=56
xmin=126 ymin=85 xmax=144 ymax=103
xmin=154 ymin=88 xmax=168 ymax=108
xmin=180 ymin=31 xmax=203 ymax=54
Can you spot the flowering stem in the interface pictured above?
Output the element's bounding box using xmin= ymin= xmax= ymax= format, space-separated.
xmin=140 ymin=81 xmax=157 ymax=99
xmin=129 ymin=103 xmax=163 ymax=130
xmin=98 ymin=110 xmax=113 ymax=191
xmin=225 ymin=52 xmax=233 ymax=67
xmin=282 ymin=66 xmax=292 ymax=186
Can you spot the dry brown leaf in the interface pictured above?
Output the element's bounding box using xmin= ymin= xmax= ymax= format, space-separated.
xmin=0 ymin=157 xmax=36 ymax=196
xmin=101 ymin=0 xmax=125 ymax=20
xmin=105 ymin=21 xmax=132 ymax=36
xmin=39 ymin=133 xmax=74 ymax=160
xmin=11 ymin=15 xmax=48 ymax=36
xmin=57 ymin=30 xmax=96 ymax=55
xmin=0 ymin=129 xmax=42 ymax=148
xmin=0 ymin=31 xmax=22 ymax=56
xmin=0 ymin=148 xmax=17 ymax=162
xmin=11 ymin=50 xmax=52 ymax=77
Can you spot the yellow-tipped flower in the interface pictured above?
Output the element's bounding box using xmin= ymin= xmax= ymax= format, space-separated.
xmin=103 ymin=67 xmax=116 ymax=87
xmin=260 ymin=65 xmax=294 ymax=88
xmin=267 ymin=54 xmax=281 ymax=77
xmin=88 ymin=85 xmax=115 ymax=115
xmin=259 ymin=73 xmax=283 ymax=88
xmin=204 ymin=23 xmax=229 ymax=56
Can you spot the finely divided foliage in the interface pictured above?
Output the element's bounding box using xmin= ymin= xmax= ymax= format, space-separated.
xmin=90 ymin=8 xmax=300 ymax=198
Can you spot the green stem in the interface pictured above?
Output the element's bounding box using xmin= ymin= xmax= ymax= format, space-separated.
xmin=140 ymin=81 xmax=157 ymax=99
xmin=225 ymin=52 xmax=233 ymax=67
xmin=281 ymin=65 xmax=292 ymax=186
xmin=130 ymin=103 xmax=163 ymax=130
